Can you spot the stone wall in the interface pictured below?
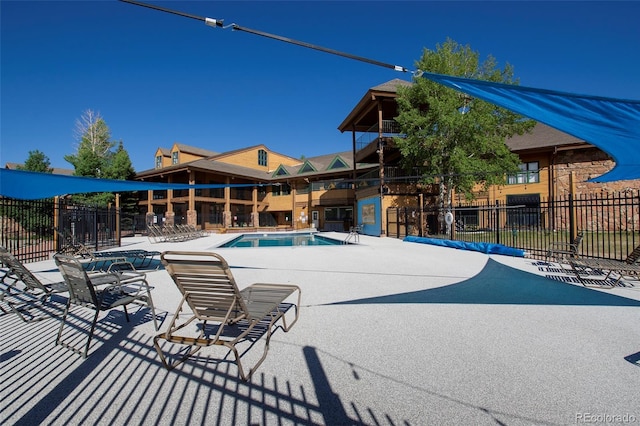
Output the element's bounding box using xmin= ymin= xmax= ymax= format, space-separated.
xmin=554 ymin=147 xmax=639 ymax=195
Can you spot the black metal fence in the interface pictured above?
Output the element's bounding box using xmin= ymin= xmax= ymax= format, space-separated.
xmin=1 ymin=198 xmax=119 ymax=263
xmin=387 ymin=190 xmax=640 ymax=261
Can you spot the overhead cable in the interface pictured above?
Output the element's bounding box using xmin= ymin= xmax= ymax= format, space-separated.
xmin=119 ymin=0 xmax=411 ymax=73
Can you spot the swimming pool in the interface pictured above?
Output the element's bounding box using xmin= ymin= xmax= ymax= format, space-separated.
xmin=218 ymin=232 xmax=346 ymax=248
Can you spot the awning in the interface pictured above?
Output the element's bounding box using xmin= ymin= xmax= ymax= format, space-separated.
xmin=420 ymin=71 xmax=640 ymax=182
xmin=0 ymin=168 xmax=262 ymax=200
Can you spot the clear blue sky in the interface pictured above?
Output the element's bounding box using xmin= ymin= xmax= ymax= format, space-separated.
xmin=2 ymin=1 xmax=639 ymax=173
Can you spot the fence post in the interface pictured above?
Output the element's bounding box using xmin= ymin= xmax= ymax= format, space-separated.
xmin=94 ymin=206 xmax=99 ymax=252
xmin=54 ymin=196 xmax=60 ymax=252
xmin=115 ymin=194 xmax=121 ymax=246
xmin=569 ymin=171 xmax=576 ymax=242
xmin=419 ymin=193 xmax=424 ymax=237
xmin=404 ymin=207 xmax=408 ymax=238
xmin=495 ymin=200 xmax=500 ymax=245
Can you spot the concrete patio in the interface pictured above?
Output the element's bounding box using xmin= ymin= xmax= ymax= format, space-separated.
xmin=1 ymin=232 xmax=639 ymax=425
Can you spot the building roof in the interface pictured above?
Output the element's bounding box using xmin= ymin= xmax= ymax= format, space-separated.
xmin=370 ymin=78 xmax=413 ymax=93
xmin=173 ymin=143 xmax=219 ymax=158
xmin=136 ymin=157 xmax=272 ymax=181
xmin=338 ymin=78 xmax=412 ymax=133
xmin=4 ymin=163 xmax=74 ymax=175
xmin=274 ymin=152 xmax=355 ymax=177
xmin=209 ymin=144 xmax=300 ymax=165
xmin=505 ymin=123 xmax=589 ymax=153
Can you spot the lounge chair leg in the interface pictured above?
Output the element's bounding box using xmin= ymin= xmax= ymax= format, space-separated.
xmin=153 ymin=334 xmax=202 ymax=370
xmin=56 ymin=302 xmax=71 ymax=346
xmin=145 ymin=294 xmax=159 ymax=331
xmin=82 ymin=310 xmax=100 ymax=358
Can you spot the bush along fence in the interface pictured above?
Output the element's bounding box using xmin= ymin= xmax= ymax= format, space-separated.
xmin=387 ymin=190 xmax=640 ymax=261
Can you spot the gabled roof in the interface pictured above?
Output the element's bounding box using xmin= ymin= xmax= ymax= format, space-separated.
xmin=338 ymin=78 xmax=412 ymax=133
xmin=209 ymin=144 xmax=299 ymax=165
xmin=172 ymin=143 xmax=219 ymax=158
xmin=370 ymin=78 xmax=413 ymax=93
xmin=327 ymin=156 xmax=350 ymax=170
xmin=137 ymin=157 xmax=273 ymax=181
xmin=156 ymin=148 xmax=171 ymax=157
xmin=271 ymin=151 xmax=359 ymax=178
xmin=272 ymin=165 xmax=291 ymax=177
xmin=297 ymin=161 xmax=317 ymax=174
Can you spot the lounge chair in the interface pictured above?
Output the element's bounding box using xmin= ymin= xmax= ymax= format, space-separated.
xmin=568 ymin=244 xmax=640 ymax=287
xmin=54 ymin=254 xmax=158 ymax=358
xmin=91 ymin=249 xmax=162 ymax=271
xmin=155 ymin=251 xmax=301 ymax=381
xmin=546 ymin=231 xmax=584 ymax=264
xmin=55 ymin=227 xmax=159 ymax=270
xmin=0 ymin=246 xmax=67 ymax=322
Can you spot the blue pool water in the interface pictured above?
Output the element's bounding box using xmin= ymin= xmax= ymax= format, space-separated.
xmin=218 ymin=232 xmax=345 ymax=248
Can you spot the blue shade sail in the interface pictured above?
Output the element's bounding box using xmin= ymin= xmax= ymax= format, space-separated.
xmin=419 ymin=72 xmax=640 ymax=182
xmin=0 ymin=168 xmax=259 ymax=200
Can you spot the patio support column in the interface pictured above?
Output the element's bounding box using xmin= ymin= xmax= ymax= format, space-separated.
xmin=377 ymin=99 xmax=386 ymax=236
xmin=223 ymin=177 xmax=232 ymax=228
xmin=165 ymin=176 xmax=175 ymax=227
xmin=251 ymin=186 xmax=259 ymax=227
xmin=291 ymin=182 xmax=297 ymax=230
xmin=351 ymin=125 xmax=358 ymax=229
xmin=187 ymin=170 xmax=197 ymax=228
xmin=146 ymin=189 xmax=154 ymax=228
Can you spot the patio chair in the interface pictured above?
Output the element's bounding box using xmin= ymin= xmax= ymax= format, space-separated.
xmin=54 ymin=227 xmax=132 ymax=271
xmin=54 ymin=254 xmax=158 ymax=358
xmin=568 ymin=244 xmax=640 ymax=287
xmin=546 ymin=231 xmax=584 ymax=264
xmin=155 ymin=251 xmax=301 ymax=381
xmin=0 ymin=246 xmax=67 ymax=322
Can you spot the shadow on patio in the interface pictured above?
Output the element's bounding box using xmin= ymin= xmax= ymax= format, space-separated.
xmin=330 ymin=259 xmax=640 ymax=307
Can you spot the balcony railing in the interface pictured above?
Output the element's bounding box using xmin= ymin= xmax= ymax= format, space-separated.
xmin=356 ymin=120 xmax=402 ymax=151
xmin=357 ymin=167 xmax=427 ymax=187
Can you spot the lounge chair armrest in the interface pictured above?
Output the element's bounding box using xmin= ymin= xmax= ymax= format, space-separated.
xmin=106 ymin=260 xmax=138 ymax=273
xmin=88 ymin=271 xmax=122 ymax=288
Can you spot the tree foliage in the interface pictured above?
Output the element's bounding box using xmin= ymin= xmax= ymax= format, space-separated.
xmin=64 ymin=109 xmax=137 ymax=210
xmin=17 ymin=150 xmax=53 ymax=173
xmin=3 ymin=151 xmax=54 ymax=236
xmin=395 ymin=39 xmax=536 ymax=212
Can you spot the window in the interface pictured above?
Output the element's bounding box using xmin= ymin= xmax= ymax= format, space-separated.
xmin=155 ymin=156 xmax=162 ymax=169
xmin=324 ymin=207 xmax=352 ymax=221
xmin=271 ymin=183 xmax=291 ymax=196
xmin=258 ymin=149 xmax=268 ymax=166
xmin=507 ymin=161 xmax=539 ymax=184
xmin=298 ymin=161 xmax=316 ymax=174
xmin=327 ymin=156 xmax=348 ymax=170
xmin=172 ymin=151 xmax=179 ymax=165
xmin=273 ymin=165 xmax=289 ymax=176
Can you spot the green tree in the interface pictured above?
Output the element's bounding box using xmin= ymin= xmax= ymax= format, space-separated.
xmin=17 ymin=150 xmax=53 ymax=173
xmin=395 ymin=39 xmax=536 ymax=227
xmin=105 ymin=141 xmax=139 ymax=216
xmin=65 ymin=109 xmax=114 ymax=179
xmin=64 ymin=109 xmax=136 ymax=208
xmin=2 ymin=150 xmax=55 ymax=236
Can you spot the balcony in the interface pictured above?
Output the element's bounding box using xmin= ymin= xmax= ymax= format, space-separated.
xmin=355 ymin=120 xmax=402 ymax=151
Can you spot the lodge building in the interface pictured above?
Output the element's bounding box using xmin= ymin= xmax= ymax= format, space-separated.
xmin=135 ymin=79 xmax=635 ymax=236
